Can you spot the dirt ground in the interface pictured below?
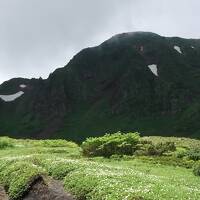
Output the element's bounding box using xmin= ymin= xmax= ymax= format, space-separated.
xmin=0 ymin=186 xmax=9 ymax=200
xmin=0 ymin=176 xmax=75 ymax=200
xmin=23 ymin=176 xmax=75 ymax=200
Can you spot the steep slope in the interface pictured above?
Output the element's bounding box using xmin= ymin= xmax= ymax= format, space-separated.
xmin=1 ymin=32 xmax=200 ymax=140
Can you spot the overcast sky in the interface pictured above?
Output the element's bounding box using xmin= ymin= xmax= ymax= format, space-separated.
xmin=0 ymin=0 xmax=200 ymax=84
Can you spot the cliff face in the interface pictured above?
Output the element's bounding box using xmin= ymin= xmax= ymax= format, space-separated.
xmin=1 ymin=32 xmax=200 ymax=141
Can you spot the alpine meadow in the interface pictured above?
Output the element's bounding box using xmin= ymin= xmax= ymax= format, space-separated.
xmin=0 ymin=1 xmax=200 ymax=199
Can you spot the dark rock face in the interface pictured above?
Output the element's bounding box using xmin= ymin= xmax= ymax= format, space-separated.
xmin=1 ymin=32 xmax=200 ymax=140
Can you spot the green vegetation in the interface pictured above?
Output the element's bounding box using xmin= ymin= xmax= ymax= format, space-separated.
xmin=0 ymin=134 xmax=200 ymax=199
xmin=0 ymin=161 xmax=45 ymax=199
xmin=193 ymin=162 xmax=200 ymax=176
xmin=81 ymin=132 xmax=140 ymax=157
xmin=81 ymin=132 xmax=177 ymax=158
xmin=0 ymin=137 xmax=14 ymax=149
xmin=187 ymin=148 xmax=200 ymax=161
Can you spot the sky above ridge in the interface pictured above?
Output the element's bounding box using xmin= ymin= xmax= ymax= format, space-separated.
xmin=0 ymin=0 xmax=199 ymax=83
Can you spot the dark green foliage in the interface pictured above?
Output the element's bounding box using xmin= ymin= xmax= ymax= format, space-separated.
xmin=136 ymin=141 xmax=176 ymax=156
xmin=81 ymin=132 xmax=140 ymax=157
xmin=0 ymin=137 xmax=14 ymax=149
xmin=193 ymin=162 xmax=200 ymax=176
xmin=147 ymin=142 xmax=176 ymax=156
xmin=186 ymin=148 xmax=200 ymax=161
xmin=139 ymin=156 xmax=195 ymax=169
xmin=142 ymin=136 xmax=200 ymax=150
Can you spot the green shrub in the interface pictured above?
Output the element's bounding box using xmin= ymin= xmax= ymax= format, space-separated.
xmin=193 ymin=162 xmax=200 ymax=176
xmin=146 ymin=144 xmax=161 ymax=156
xmin=44 ymin=161 xmax=77 ymax=180
xmin=186 ymin=148 xmax=200 ymax=161
xmin=139 ymin=155 xmax=195 ymax=168
xmin=174 ymin=148 xmax=187 ymax=158
xmin=81 ymin=132 xmax=140 ymax=157
xmin=135 ymin=141 xmax=176 ymax=156
xmin=64 ymin=171 xmax=100 ymax=199
xmin=28 ymin=157 xmax=79 ymax=180
xmin=0 ymin=137 xmax=14 ymax=149
xmin=0 ymin=161 xmax=45 ymax=199
xmin=151 ymin=142 xmax=176 ymax=156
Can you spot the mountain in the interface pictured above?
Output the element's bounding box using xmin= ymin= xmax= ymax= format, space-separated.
xmin=1 ymin=32 xmax=200 ymax=141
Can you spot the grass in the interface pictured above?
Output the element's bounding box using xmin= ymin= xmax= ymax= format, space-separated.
xmin=0 ymin=136 xmax=200 ymax=199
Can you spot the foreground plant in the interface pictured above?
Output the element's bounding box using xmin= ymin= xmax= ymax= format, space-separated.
xmin=0 ymin=161 xmax=45 ymax=199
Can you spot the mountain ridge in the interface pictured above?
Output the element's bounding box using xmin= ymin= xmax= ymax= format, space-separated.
xmin=1 ymin=32 xmax=200 ymax=141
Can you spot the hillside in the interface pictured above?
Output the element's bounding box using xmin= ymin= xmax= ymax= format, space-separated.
xmin=1 ymin=32 xmax=200 ymax=140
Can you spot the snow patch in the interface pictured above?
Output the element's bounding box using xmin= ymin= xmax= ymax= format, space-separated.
xmin=0 ymin=91 xmax=24 ymax=102
xmin=191 ymin=46 xmax=195 ymax=49
xmin=148 ymin=64 xmax=158 ymax=76
xmin=174 ymin=46 xmax=182 ymax=54
xmin=20 ymin=84 xmax=27 ymax=88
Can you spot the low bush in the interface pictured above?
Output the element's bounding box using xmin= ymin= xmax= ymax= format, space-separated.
xmin=43 ymin=161 xmax=77 ymax=180
xmin=64 ymin=171 xmax=100 ymax=199
xmin=0 ymin=137 xmax=14 ymax=149
xmin=174 ymin=148 xmax=187 ymax=158
xmin=149 ymin=142 xmax=176 ymax=156
xmin=139 ymin=156 xmax=195 ymax=168
xmin=0 ymin=161 xmax=45 ymax=199
xmin=135 ymin=141 xmax=176 ymax=156
xmin=186 ymin=148 xmax=200 ymax=161
xmin=81 ymin=132 xmax=140 ymax=157
xmin=193 ymin=162 xmax=200 ymax=176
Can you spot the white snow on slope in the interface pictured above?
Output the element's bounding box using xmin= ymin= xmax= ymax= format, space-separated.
xmin=191 ymin=46 xmax=195 ymax=49
xmin=0 ymin=91 xmax=24 ymax=102
xmin=174 ymin=46 xmax=182 ymax=54
xmin=148 ymin=64 xmax=158 ymax=76
xmin=20 ymin=84 xmax=27 ymax=88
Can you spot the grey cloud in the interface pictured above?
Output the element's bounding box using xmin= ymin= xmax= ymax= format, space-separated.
xmin=0 ymin=0 xmax=199 ymax=83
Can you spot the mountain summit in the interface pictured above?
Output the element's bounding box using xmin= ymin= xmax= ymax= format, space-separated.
xmin=1 ymin=32 xmax=200 ymax=141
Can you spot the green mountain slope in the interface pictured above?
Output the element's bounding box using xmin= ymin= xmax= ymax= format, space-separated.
xmin=1 ymin=32 xmax=200 ymax=141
